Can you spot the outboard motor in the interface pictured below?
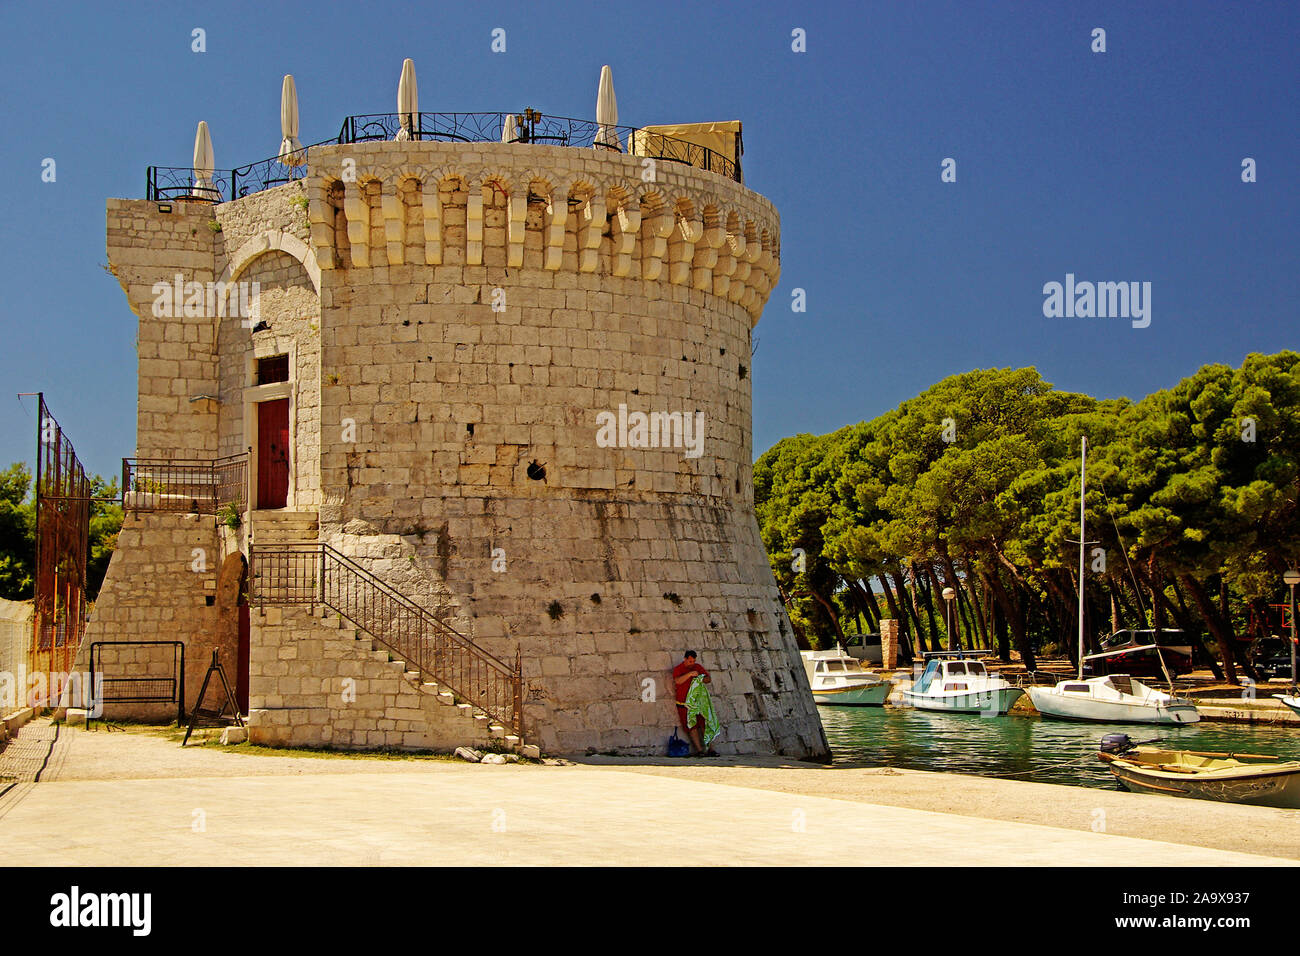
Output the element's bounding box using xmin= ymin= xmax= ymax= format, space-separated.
xmin=1099 ymin=732 xmax=1135 ymax=755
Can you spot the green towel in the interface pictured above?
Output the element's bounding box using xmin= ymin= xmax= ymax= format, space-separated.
xmin=685 ymin=675 xmax=721 ymax=746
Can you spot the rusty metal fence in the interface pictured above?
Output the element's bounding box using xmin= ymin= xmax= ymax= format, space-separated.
xmin=250 ymin=544 xmax=523 ymax=736
xmin=121 ymin=454 xmax=247 ymax=515
xmin=31 ymin=395 xmax=90 ymax=677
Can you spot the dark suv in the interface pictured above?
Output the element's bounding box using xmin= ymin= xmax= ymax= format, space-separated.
xmin=1254 ymin=638 xmax=1297 ymax=682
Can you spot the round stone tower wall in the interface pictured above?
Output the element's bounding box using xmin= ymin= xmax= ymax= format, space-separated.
xmin=305 ymin=141 xmax=827 ymax=758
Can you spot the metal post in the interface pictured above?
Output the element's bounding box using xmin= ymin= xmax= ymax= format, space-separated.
xmin=1077 ymin=436 xmax=1087 ymax=680
xmin=1282 ymin=571 xmax=1300 ymax=693
xmin=177 ymin=642 xmax=186 ymax=727
xmin=514 ymin=648 xmax=524 ymax=737
xmin=33 ymin=393 xmax=43 ymax=671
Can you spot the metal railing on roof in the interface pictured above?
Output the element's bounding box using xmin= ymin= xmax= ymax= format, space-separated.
xmin=145 ymin=110 xmax=740 ymax=202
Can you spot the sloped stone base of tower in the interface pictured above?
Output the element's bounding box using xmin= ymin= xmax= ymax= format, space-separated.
xmin=323 ymin=496 xmax=831 ymax=761
xmin=247 ymin=606 xmax=507 ymax=752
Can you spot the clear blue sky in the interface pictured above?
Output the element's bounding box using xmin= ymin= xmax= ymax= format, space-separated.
xmin=1 ymin=0 xmax=1295 ymax=480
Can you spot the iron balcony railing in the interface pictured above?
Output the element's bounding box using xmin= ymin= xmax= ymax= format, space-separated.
xmin=121 ymin=454 xmax=247 ymax=514
xmin=145 ymin=109 xmax=740 ymax=202
xmin=337 ymin=111 xmax=740 ymax=181
xmin=250 ymin=543 xmax=523 ymax=737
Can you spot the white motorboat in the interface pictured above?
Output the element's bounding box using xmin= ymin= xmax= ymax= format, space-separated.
xmin=899 ymin=653 xmax=1024 ymax=714
xmin=1028 ymin=436 xmax=1198 ymax=725
xmin=801 ymin=646 xmax=892 ymax=706
xmin=1028 ymin=674 xmax=1199 ymax=724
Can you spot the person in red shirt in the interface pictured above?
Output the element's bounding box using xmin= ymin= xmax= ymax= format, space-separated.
xmin=672 ymin=650 xmax=712 ymax=756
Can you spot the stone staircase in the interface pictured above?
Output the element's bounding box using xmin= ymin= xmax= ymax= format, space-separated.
xmin=251 ymin=510 xmax=319 ymax=545
xmin=314 ymin=606 xmax=525 ymax=751
xmin=248 ymin=604 xmax=530 ymax=753
xmin=248 ymin=538 xmax=532 ymax=755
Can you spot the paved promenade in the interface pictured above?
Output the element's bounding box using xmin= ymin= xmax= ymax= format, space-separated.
xmin=1 ymin=720 xmax=1294 ymax=866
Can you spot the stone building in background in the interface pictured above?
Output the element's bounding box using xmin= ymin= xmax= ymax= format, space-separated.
xmin=87 ymin=75 xmax=828 ymax=759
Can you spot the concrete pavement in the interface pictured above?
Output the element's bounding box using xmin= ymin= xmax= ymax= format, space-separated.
xmin=1 ymin=720 xmax=1294 ymax=866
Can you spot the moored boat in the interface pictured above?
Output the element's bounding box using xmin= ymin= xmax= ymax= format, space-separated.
xmin=1097 ymin=734 xmax=1300 ymax=809
xmin=1275 ymin=694 xmax=1300 ymax=718
xmin=1032 ymin=436 xmax=1199 ymax=725
xmin=1028 ymin=674 xmax=1200 ymax=724
xmin=801 ymin=646 xmax=892 ymax=706
xmin=899 ymin=651 xmax=1024 ymax=715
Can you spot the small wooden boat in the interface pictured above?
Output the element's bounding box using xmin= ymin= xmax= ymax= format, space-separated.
xmin=801 ymin=646 xmax=891 ymax=706
xmin=1097 ymin=738 xmax=1300 ymax=809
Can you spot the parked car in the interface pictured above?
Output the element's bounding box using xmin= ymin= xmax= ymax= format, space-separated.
xmin=1254 ymin=637 xmax=1297 ymax=681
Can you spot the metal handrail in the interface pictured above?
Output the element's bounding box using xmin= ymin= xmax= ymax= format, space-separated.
xmin=250 ymin=543 xmax=523 ymax=737
xmin=121 ymin=453 xmax=247 ymax=514
xmin=144 ymin=109 xmax=741 ymax=202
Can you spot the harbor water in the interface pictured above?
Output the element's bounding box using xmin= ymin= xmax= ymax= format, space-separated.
xmin=817 ymin=705 xmax=1300 ymax=791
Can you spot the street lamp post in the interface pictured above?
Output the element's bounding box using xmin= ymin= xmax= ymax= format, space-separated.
xmin=942 ymin=586 xmax=957 ymax=651
xmin=1284 ymin=570 xmax=1300 ymax=693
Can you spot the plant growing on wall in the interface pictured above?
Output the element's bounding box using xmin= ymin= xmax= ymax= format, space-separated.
xmin=218 ymin=500 xmax=242 ymax=530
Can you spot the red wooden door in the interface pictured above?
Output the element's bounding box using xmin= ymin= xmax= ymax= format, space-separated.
xmin=257 ymin=399 xmax=289 ymax=509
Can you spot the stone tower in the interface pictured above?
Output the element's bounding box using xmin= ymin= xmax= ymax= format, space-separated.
xmin=100 ymin=110 xmax=829 ymax=760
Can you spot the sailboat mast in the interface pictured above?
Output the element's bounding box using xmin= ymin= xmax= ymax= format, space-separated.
xmin=1077 ymin=436 xmax=1087 ymax=681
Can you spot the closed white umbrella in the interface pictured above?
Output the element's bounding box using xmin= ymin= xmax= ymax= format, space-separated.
xmin=192 ymin=121 xmax=216 ymax=198
xmin=396 ymin=58 xmax=418 ymax=141
xmin=594 ymin=64 xmax=619 ymax=151
xmin=502 ymin=113 xmax=519 ymax=143
xmin=278 ymin=74 xmax=304 ymax=167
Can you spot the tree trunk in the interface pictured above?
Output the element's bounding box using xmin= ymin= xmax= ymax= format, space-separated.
xmin=878 ymin=572 xmax=902 ymax=623
xmin=892 ymin=567 xmax=927 ymax=653
xmin=1113 ymin=579 xmax=1143 ymax=632
xmin=936 ymin=549 xmax=968 ymax=649
xmin=918 ymin=565 xmax=942 ymax=648
xmin=1181 ymin=573 xmax=1238 ymax=684
xmin=992 ymin=590 xmax=1010 ymax=662
xmin=859 ymin=579 xmax=882 ymax=630
xmin=1220 ymin=578 xmax=1259 ymax=683
xmin=966 ymin=558 xmax=991 ymax=650
xmin=1165 ymin=577 xmax=1225 ymax=681
xmin=807 ymin=587 xmax=846 ymax=646
xmin=985 ymin=569 xmax=1035 ymax=670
